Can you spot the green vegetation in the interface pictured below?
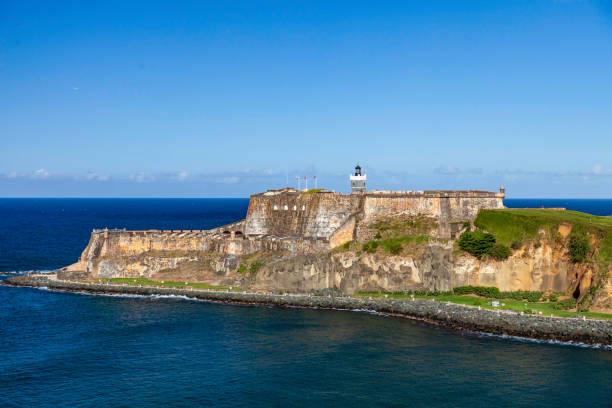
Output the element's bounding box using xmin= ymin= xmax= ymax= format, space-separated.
xmin=453 ymin=285 xmax=543 ymax=302
xmin=353 ymin=289 xmax=612 ymax=319
xmin=510 ymin=240 xmax=522 ymax=250
xmin=249 ymin=261 xmax=263 ymax=274
xmin=551 ymin=298 xmax=576 ymax=310
xmin=110 ymin=278 xmax=240 ymax=291
xmin=475 ymin=208 xmax=612 ymax=246
xmin=237 ymin=264 xmax=248 ymax=274
xmin=374 ymin=232 xmax=382 ymax=240
xmin=362 ymin=241 xmax=379 ymax=253
xmin=568 ymin=231 xmax=590 ymax=262
xmin=457 ymin=231 xmax=496 ymax=258
xmin=361 ymin=235 xmax=429 ymax=255
xmin=302 ymin=188 xmax=323 ymax=194
xmin=489 ymin=243 xmax=511 ymax=260
xmin=453 ymin=285 xmax=501 ymax=297
xmin=372 ymin=215 xmax=438 ymax=236
xmin=385 ymin=240 xmax=403 ymax=255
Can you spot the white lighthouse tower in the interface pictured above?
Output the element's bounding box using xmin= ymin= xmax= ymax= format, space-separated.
xmin=350 ymin=164 xmax=366 ymax=193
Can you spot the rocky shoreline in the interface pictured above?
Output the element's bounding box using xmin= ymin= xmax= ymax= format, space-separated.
xmin=3 ymin=274 xmax=612 ymax=346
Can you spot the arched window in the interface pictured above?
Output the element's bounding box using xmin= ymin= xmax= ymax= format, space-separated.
xmin=273 ymin=205 xmax=278 ymax=210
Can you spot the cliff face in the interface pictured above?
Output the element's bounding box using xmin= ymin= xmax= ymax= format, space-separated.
xmin=64 ymin=229 xmax=324 ymax=283
xmin=246 ymin=241 xmax=587 ymax=296
xmin=64 ymin=229 xmax=609 ymax=310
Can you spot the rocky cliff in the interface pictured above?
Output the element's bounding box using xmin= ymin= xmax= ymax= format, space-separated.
xmin=61 ymin=220 xmax=612 ymax=313
xmin=58 ymin=189 xmax=612 ymax=313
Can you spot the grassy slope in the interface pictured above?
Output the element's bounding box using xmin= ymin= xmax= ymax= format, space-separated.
xmin=110 ymin=277 xmax=241 ymax=291
xmin=354 ymin=291 xmax=612 ymax=319
xmin=475 ymin=209 xmax=612 ymax=246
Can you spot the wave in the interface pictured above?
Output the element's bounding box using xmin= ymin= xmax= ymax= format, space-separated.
xmin=0 ymin=269 xmax=57 ymax=276
xmin=348 ymin=308 xmax=388 ymax=316
xmin=0 ymin=269 xmax=57 ymax=274
xmin=472 ymin=330 xmax=612 ymax=350
xmin=36 ymin=286 xmax=207 ymax=303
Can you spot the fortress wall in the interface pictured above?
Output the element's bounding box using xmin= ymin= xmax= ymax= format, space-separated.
xmin=84 ymin=230 xmax=327 ymax=259
xmin=363 ymin=191 xmax=503 ymax=221
xmin=329 ymin=216 xmax=357 ymax=248
xmin=363 ymin=196 xmax=441 ymax=220
xmin=244 ymin=190 xmax=504 ymax=242
xmin=362 ymin=192 xmax=504 ymax=239
xmin=244 ymin=191 xmax=361 ymax=239
xmin=74 ymin=229 xmax=328 ymax=278
xmin=441 ymin=195 xmax=504 ymax=221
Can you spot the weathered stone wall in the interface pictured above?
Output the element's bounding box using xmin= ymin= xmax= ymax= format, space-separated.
xmin=245 ymin=188 xmax=504 ymax=241
xmin=68 ymin=229 xmax=328 ymax=278
xmin=244 ymin=189 xmax=362 ymax=239
xmin=363 ymin=191 xmax=504 ymax=238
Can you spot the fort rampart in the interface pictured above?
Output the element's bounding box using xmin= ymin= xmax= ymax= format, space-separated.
xmin=244 ymin=188 xmax=505 ymax=243
xmin=67 ymin=188 xmax=504 ymax=278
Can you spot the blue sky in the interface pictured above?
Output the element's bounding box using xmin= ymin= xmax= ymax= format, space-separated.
xmin=1 ymin=1 xmax=611 ymax=197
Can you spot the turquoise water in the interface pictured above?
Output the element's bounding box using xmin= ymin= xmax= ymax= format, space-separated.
xmin=0 ymin=198 xmax=611 ymax=407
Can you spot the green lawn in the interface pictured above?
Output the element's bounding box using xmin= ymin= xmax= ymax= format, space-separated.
xmin=475 ymin=209 xmax=612 ymax=247
xmin=109 ymin=277 xmax=241 ymax=291
xmin=353 ymin=291 xmax=612 ymax=319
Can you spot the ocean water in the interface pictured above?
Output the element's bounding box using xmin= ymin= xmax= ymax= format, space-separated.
xmin=1 ymin=198 xmax=611 ymax=407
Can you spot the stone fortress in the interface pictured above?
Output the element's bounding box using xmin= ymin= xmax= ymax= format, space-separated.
xmin=66 ymin=165 xmax=510 ymax=288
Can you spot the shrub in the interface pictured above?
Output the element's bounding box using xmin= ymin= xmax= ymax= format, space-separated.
xmin=548 ymin=293 xmax=559 ymax=302
xmin=374 ymin=232 xmax=382 ymax=239
xmin=453 ymin=285 xmax=500 ymax=298
xmin=463 ymin=221 xmax=471 ymax=231
xmin=249 ymin=261 xmax=263 ymax=274
xmin=569 ymin=232 xmax=590 ymax=262
xmin=490 ymin=243 xmax=511 ymax=260
xmin=551 ymin=298 xmax=575 ymax=310
xmin=387 ymin=241 xmax=402 ymax=254
xmin=511 ymin=240 xmax=522 ymax=250
xmin=453 ymin=286 xmax=542 ymax=301
xmin=237 ymin=264 xmax=248 ymax=274
xmin=363 ymin=241 xmax=379 ymax=253
xmin=342 ymin=241 xmax=351 ymax=250
xmin=458 ymin=231 xmax=496 ymax=258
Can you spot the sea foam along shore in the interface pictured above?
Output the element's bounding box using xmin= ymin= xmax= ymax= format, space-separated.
xmin=3 ymin=274 xmax=612 ymax=346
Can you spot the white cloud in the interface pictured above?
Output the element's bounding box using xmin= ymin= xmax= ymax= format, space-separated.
xmin=32 ymin=168 xmax=50 ymax=179
xmin=176 ymin=171 xmax=189 ymax=181
xmin=220 ymin=176 xmax=239 ymax=184
xmin=5 ymin=171 xmax=17 ymax=179
xmin=129 ymin=172 xmax=155 ymax=183
xmin=433 ymin=166 xmax=459 ymax=175
xmin=591 ymin=164 xmax=603 ymax=175
xmin=85 ymin=172 xmax=109 ymax=182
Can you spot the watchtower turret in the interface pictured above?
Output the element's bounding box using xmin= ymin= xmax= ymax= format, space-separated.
xmin=350 ymin=164 xmax=366 ymax=193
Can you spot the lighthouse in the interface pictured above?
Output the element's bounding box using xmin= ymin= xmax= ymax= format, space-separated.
xmin=350 ymin=165 xmax=366 ymax=193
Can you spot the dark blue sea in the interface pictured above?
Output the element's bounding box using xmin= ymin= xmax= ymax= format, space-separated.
xmin=1 ymin=198 xmax=611 ymax=407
